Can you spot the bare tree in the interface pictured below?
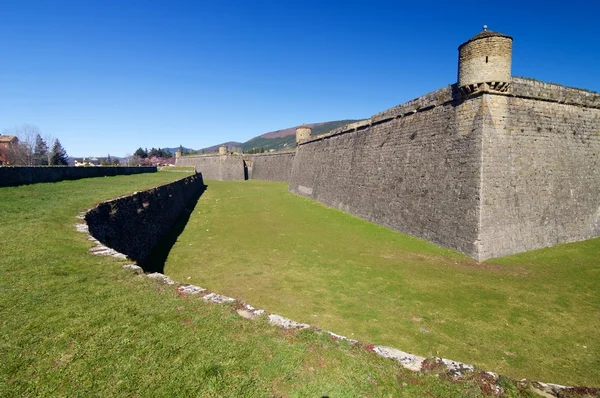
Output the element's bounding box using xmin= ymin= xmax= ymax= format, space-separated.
xmin=43 ymin=133 xmax=56 ymax=165
xmin=3 ymin=124 xmax=42 ymax=165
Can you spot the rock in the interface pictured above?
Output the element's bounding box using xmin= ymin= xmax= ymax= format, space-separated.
xmin=122 ymin=264 xmax=143 ymax=274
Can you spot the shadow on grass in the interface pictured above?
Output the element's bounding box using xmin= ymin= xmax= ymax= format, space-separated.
xmin=141 ymin=184 xmax=207 ymax=274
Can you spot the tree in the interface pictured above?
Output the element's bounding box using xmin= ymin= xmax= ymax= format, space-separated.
xmin=33 ymin=134 xmax=49 ymax=165
xmin=3 ymin=124 xmax=41 ymax=165
xmin=50 ymin=139 xmax=69 ymax=165
xmin=134 ymin=147 xmax=148 ymax=158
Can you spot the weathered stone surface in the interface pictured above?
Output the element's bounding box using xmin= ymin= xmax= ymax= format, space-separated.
xmin=177 ymin=284 xmax=206 ymax=294
xmin=202 ymin=292 xmax=235 ymax=304
xmin=122 ymin=264 xmax=144 ymax=274
xmin=372 ymin=346 xmax=426 ymax=372
xmin=146 ymin=272 xmax=176 ymax=285
xmin=0 ymin=166 xmax=156 ymax=188
xmin=175 ymin=154 xmax=246 ymax=181
xmin=436 ymin=357 xmax=475 ymax=378
xmin=478 ymin=92 xmax=600 ymax=259
xmin=290 ymin=93 xmax=483 ymax=258
xmin=85 ymin=174 xmax=205 ymax=265
xmin=249 ymin=152 xmax=295 ymax=182
xmin=267 ymin=314 xmax=310 ymax=329
xmin=289 ymin=80 xmax=600 ymax=261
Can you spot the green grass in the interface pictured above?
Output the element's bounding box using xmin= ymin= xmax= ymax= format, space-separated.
xmin=0 ymin=172 xmax=535 ymax=397
xmin=165 ymin=180 xmax=600 ymax=387
xmin=159 ymin=166 xmax=196 ymax=172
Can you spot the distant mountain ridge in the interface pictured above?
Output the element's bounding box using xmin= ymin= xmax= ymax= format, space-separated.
xmin=184 ymin=120 xmax=361 ymax=154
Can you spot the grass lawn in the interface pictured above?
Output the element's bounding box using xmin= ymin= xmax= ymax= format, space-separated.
xmin=159 ymin=166 xmax=196 ymax=172
xmin=0 ymin=172 xmax=530 ymax=397
xmin=164 ymin=180 xmax=600 ymax=387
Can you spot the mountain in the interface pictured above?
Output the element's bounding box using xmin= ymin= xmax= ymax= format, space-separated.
xmin=198 ymin=141 xmax=244 ymax=154
xmin=163 ymin=146 xmax=195 ymax=155
xmin=193 ymin=120 xmax=361 ymax=154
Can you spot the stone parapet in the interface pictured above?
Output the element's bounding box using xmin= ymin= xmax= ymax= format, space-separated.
xmin=511 ymin=77 xmax=600 ymax=108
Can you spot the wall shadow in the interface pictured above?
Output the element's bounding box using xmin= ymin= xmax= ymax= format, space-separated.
xmin=243 ymin=160 xmax=249 ymax=180
xmin=141 ymin=184 xmax=207 ymax=274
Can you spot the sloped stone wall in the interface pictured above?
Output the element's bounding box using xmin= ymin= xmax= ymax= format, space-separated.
xmin=0 ymin=166 xmax=156 ymax=187
xmin=478 ymin=93 xmax=600 ymax=259
xmin=85 ymin=173 xmax=205 ymax=266
xmin=250 ymin=152 xmax=295 ymax=182
xmin=290 ymin=87 xmax=485 ymax=258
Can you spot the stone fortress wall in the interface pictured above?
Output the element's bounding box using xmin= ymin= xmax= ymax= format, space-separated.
xmin=478 ymin=82 xmax=600 ymax=259
xmin=175 ymin=147 xmax=246 ymax=181
xmin=289 ymin=28 xmax=600 ymax=261
xmin=177 ymin=27 xmax=600 ymax=261
xmin=248 ymin=151 xmax=295 ymax=182
xmin=0 ymin=166 xmax=157 ymax=188
xmin=290 ymin=87 xmax=485 ymax=257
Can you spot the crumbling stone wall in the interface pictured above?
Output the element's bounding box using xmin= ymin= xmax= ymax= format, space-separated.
xmin=85 ymin=173 xmax=205 ymax=266
xmin=175 ymin=155 xmax=245 ymax=180
xmin=250 ymin=152 xmax=295 ymax=182
xmin=0 ymin=166 xmax=156 ymax=188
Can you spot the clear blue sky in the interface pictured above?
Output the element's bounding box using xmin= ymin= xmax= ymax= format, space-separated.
xmin=2 ymin=0 xmax=599 ymax=157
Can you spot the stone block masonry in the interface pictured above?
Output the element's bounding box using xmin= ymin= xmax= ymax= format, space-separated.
xmin=85 ymin=173 xmax=205 ymax=266
xmin=249 ymin=152 xmax=295 ymax=182
xmin=175 ymin=154 xmax=246 ymax=180
xmin=288 ymin=27 xmax=600 ymax=261
xmin=478 ymin=89 xmax=600 ymax=259
xmin=289 ymin=78 xmax=600 ymax=260
xmin=0 ymin=166 xmax=157 ymax=188
xmin=290 ymin=87 xmax=485 ymax=258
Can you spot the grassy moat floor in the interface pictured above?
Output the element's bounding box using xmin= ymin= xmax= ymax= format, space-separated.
xmin=3 ymin=172 xmax=549 ymax=397
xmin=165 ymin=180 xmax=600 ymax=388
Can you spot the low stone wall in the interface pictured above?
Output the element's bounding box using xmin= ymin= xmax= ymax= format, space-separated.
xmin=249 ymin=152 xmax=295 ymax=182
xmin=0 ymin=166 xmax=157 ymax=188
xmin=85 ymin=173 xmax=205 ymax=266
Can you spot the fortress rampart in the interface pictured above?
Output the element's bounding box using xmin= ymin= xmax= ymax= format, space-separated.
xmin=248 ymin=151 xmax=295 ymax=182
xmin=290 ymin=88 xmax=484 ymax=256
xmin=289 ymin=27 xmax=600 ymax=261
xmin=175 ymin=153 xmax=247 ymax=181
xmin=178 ymin=27 xmax=599 ymax=260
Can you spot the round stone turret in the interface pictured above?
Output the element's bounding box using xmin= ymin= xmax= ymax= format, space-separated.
xmin=458 ymin=26 xmax=513 ymax=96
xmin=219 ymin=145 xmax=227 ymax=155
xmin=296 ymin=125 xmax=312 ymax=143
xmin=175 ymin=149 xmax=182 ymax=159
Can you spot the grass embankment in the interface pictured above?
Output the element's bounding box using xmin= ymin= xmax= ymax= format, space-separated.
xmin=0 ymin=172 xmax=522 ymax=397
xmin=159 ymin=166 xmax=196 ymax=172
xmin=165 ymin=180 xmax=600 ymax=387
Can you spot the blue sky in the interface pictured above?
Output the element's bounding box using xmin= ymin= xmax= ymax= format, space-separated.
xmin=1 ymin=0 xmax=599 ymax=157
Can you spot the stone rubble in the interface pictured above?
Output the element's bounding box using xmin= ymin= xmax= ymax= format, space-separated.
xmin=436 ymin=357 xmax=476 ymax=379
xmin=267 ymin=314 xmax=310 ymax=330
xmin=122 ymin=264 xmax=144 ymax=275
xmin=202 ymin=292 xmax=235 ymax=304
xmin=372 ymin=346 xmax=426 ymax=372
xmin=177 ymin=284 xmax=206 ymax=294
xmin=146 ymin=272 xmax=176 ymax=285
